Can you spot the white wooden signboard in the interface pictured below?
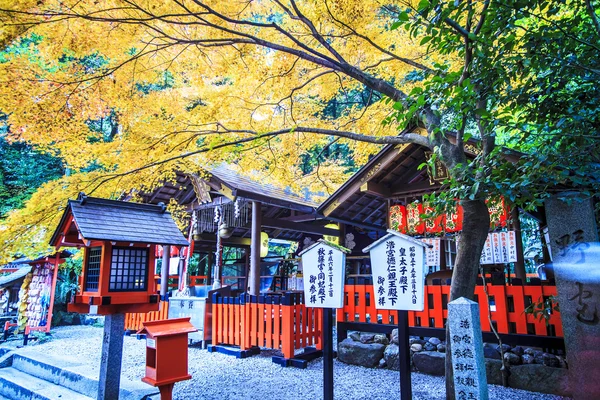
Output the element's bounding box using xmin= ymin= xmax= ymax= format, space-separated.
xmin=300 ymin=240 xmax=347 ymax=309
xmin=364 ymin=230 xmax=427 ymax=311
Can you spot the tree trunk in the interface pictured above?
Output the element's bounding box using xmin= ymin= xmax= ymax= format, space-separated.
xmin=445 ymin=199 xmax=490 ymax=399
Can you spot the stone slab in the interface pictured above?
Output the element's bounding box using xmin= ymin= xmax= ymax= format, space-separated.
xmin=553 ymin=242 xmax=600 ymax=400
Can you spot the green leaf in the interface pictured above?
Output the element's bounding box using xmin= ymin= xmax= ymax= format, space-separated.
xmin=420 ymin=36 xmax=432 ymax=46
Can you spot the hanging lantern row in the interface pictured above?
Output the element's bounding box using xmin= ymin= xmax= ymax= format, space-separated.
xmin=155 ymin=246 xmax=190 ymax=259
xmin=389 ymin=197 xmax=508 ymax=235
xmin=194 ymin=199 xmax=251 ymax=235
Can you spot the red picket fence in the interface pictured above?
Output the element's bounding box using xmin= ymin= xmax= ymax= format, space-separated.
xmin=124 ymin=300 xmax=170 ymax=331
xmin=338 ymin=283 xmax=563 ymax=337
xmin=211 ymin=292 xmax=322 ymax=359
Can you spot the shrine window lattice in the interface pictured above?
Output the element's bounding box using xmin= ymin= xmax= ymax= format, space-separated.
xmin=84 ymin=247 xmax=102 ymax=292
xmin=109 ymin=247 xmax=149 ymax=292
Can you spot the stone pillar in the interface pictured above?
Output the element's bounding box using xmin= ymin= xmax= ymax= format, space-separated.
xmin=249 ymin=201 xmax=262 ymax=296
xmin=544 ymin=193 xmax=598 ymax=260
xmin=97 ymin=313 xmax=125 ymax=400
xmin=448 ymin=297 xmax=488 ymax=400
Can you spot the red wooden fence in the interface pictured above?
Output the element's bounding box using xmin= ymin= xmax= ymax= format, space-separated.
xmin=124 ymin=301 xmax=170 ymax=331
xmin=211 ymin=293 xmax=322 ymax=359
xmin=338 ymin=283 xmax=563 ymax=337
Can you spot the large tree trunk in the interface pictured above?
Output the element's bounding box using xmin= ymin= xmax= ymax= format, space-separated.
xmin=445 ymin=198 xmax=490 ymax=399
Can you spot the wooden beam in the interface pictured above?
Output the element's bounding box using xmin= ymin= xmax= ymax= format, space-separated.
xmin=390 ymin=181 xmax=440 ymax=196
xmin=322 ymin=143 xmax=410 ymax=217
xmin=261 ymin=218 xmax=339 ymax=236
xmin=360 ymin=181 xmax=391 ymax=198
xmin=192 ymin=234 xmax=251 ymax=246
xmin=280 ymin=213 xmax=321 ymax=222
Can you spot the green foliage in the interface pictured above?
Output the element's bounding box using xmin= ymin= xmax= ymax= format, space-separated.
xmin=0 ymin=130 xmax=63 ymax=218
xmin=524 ymin=295 xmax=560 ymax=327
xmin=30 ymin=331 xmax=52 ymax=344
xmin=55 ymin=255 xmax=82 ymax=305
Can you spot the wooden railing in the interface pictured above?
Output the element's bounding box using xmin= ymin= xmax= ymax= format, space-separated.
xmin=211 ymin=292 xmax=322 ymax=360
xmin=339 ymin=283 xmax=563 ymax=337
xmin=124 ymin=301 xmax=170 ymax=331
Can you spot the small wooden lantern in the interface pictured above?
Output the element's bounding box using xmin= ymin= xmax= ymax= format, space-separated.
xmin=138 ymin=317 xmax=197 ymax=399
xmin=49 ymin=193 xmax=189 ymax=315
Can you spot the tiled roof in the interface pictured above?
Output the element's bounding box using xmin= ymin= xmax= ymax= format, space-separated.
xmin=209 ymin=165 xmax=320 ymax=209
xmin=0 ymin=266 xmax=31 ymax=288
xmin=50 ymin=194 xmax=189 ymax=247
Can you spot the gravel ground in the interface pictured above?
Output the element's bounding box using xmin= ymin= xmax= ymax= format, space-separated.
xmin=1 ymin=326 xmax=569 ymax=400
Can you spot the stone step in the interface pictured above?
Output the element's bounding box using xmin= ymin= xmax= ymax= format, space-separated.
xmin=0 ymin=367 xmax=93 ymax=400
xmin=9 ymin=350 xmax=158 ymax=400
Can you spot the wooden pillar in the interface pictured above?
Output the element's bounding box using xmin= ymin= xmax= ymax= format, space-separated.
xmin=249 ymin=201 xmax=262 ymax=296
xmin=160 ymin=245 xmax=170 ymax=300
xmin=511 ymin=208 xmax=527 ymax=282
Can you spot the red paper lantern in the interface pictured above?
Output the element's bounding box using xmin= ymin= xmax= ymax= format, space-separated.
xmin=389 ymin=205 xmax=408 ymax=233
xmin=423 ymin=203 xmax=444 ymax=233
xmin=487 ymin=197 xmax=508 ymax=228
xmin=406 ymin=202 xmax=425 ymax=235
xmin=444 ymin=204 xmax=464 ymax=232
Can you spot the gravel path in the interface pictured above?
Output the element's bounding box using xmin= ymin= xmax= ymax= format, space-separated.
xmin=1 ymin=326 xmax=569 ymax=400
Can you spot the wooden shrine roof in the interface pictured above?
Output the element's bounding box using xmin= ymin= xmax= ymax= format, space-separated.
xmin=140 ymin=165 xmax=333 ymax=244
xmin=50 ymin=194 xmax=189 ymax=247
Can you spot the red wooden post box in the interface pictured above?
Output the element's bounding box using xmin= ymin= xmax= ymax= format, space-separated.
xmin=138 ymin=317 xmax=197 ymax=399
xmin=49 ymin=193 xmax=189 ymax=315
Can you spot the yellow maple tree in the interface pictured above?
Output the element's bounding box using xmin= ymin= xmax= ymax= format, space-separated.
xmin=0 ymin=0 xmax=447 ymax=262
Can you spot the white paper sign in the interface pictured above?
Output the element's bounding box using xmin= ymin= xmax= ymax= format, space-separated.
xmin=480 ymin=235 xmax=495 ymax=265
xmin=301 ymin=242 xmax=345 ymax=308
xmin=368 ymin=233 xmax=426 ymax=311
xmin=420 ymin=238 xmax=441 ymax=267
xmin=491 ymin=233 xmax=502 ymax=264
xmin=479 ymin=231 xmax=519 ymax=265
xmin=507 ymin=231 xmax=518 ymax=262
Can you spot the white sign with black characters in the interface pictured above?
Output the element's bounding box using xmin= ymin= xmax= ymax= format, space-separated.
xmin=364 ymin=230 xmax=427 ymax=311
xmin=300 ymin=240 xmax=347 ymax=309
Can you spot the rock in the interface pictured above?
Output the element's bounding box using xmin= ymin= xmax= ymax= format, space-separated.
xmin=437 ymin=344 xmax=446 ymax=353
xmin=337 ymin=338 xmax=386 ymax=368
xmin=542 ymin=353 xmax=560 ymax=368
xmin=522 ymin=354 xmax=535 ymax=364
xmin=409 ymin=338 xmax=426 ymax=346
xmin=496 ymin=343 xmax=512 ymax=354
xmin=483 ymin=346 xmax=501 ymax=360
xmin=378 ymin=358 xmax=387 ymax=369
xmin=509 ymin=364 xmax=572 ymax=396
xmin=485 ymin=359 xmax=504 ymax=385
xmin=423 ymin=342 xmax=436 ymax=352
xmin=410 ymin=343 xmax=423 ymax=353
xmin=359 ymin=333 xmax=375 ymax=344
xmin=349 ymin=331 xmax=361 ymax=342
xmin=413 ymin=351 xmax=445 ymax=376
xmin=428 ymin=337 xmax=441 ymax=346
xmin=524 ymin=347 xmax=536 ymax=356
xmin=533 ymin=351 xmax=545 ymax=364
xmin=383 ymin=344 xmax=400 ymax=370
xmin=512 ymin=346 xmax=524 ymax=357
xmin=504 ymin=352 xmax=522 ymax=365
xmin=373 ymin=334 xmax=389 ymax=346
xmin=556 ymin=355 xmax=568 ymax=369
xmin=391 ymin=329 xmax=398 ymax=344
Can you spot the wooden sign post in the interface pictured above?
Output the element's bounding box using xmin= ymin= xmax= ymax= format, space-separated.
xmin=364 ymin=230 xmax=427 ymax=400
xmin=300 ymin=240 xmax=348 ymax=400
